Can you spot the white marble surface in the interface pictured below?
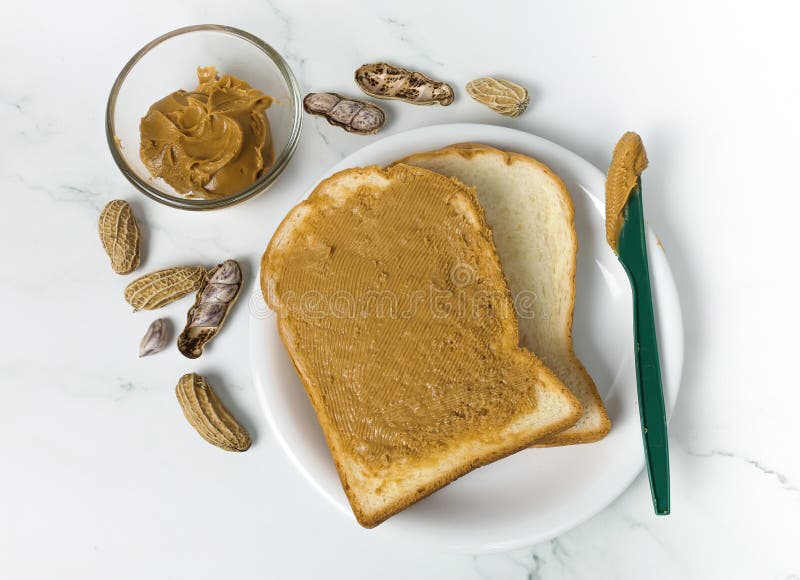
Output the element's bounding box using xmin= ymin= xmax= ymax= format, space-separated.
xmin=2 ymin=0 xmax=799 ymax=578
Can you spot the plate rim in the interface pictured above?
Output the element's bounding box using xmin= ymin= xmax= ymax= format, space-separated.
xmin=249 ymin=122 xmax=684 ymax=552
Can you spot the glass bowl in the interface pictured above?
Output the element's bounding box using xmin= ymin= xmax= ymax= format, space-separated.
xmin=106 ymin=25 xmax=303 ymax=210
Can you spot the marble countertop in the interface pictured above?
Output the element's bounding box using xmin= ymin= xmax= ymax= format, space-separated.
xmin=2 ymin=0 xmax=798 ymax=578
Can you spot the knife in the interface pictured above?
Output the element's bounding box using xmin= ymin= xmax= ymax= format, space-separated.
xmin=605 ymin=132 xmax=670 ymax=515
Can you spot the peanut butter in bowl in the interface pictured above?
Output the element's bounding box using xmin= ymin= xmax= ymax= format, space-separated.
xmin=139 ymin=66 xmax=275 ymax=199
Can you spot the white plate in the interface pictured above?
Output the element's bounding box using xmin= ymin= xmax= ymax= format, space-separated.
xmin=249 ymin=123 xmax=683 ymax=552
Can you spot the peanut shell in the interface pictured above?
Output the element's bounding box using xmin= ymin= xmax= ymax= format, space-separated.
xmin=178 ymin=260 xmax=242 ymax=359
xmin=124 ymin=266 xmax=206 ymax=311
xmin=355 ymin=63 xmax=454 ymax=106
xmin=466 ymin=77 xmax=529 ymax=117
xmin=176 ymin=373 xmax=251 ymax=452
xmin=303 ymin=93 xmax=386 ymax=135
xmin=98 ymin=200 xmax=141 ymax=275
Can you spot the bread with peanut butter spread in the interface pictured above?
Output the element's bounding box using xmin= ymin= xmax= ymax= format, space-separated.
xmin=399 ymin=143 xmax=611 ymax=445
xmin=261 ymin=164 xmax=582 ymax=527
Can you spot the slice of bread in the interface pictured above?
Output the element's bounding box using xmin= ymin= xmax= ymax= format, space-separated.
xmin=399 ymin=144 xmax=611 ymax=445
xmin=261 ymin=164 xmax=582 ymax=527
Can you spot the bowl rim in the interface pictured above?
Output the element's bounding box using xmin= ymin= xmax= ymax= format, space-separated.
xmin=105 ymin=24 xmax=303 ymax=211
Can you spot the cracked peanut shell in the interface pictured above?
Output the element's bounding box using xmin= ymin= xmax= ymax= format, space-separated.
xmin=304 ymin=93 xmax=386 ymax=135
xmin=176 ymin=373 xmax=251 ymax=452
xmin=98 ymin=200 xmax=141 ymax=274
xmin=355 ymin=63 xmax=454 ymax=106
xmin=177 ymin=260 xmax=242 ymax=359
xmin=124 ymin=266 xmax=206 ymax=311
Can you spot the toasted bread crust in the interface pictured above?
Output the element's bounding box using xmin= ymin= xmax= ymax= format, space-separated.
xmin=354 ymin=387 xmax=581 ymax=527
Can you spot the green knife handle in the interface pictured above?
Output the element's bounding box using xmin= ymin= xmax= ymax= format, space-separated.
xmin=618 ymin=180 xmax=670 ymax=515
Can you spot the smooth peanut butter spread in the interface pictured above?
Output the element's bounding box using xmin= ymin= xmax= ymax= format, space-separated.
xmin=264 ymin=165 xmax=544 ymax=467
xmin=140 ymin=66 xmax=274 ymax=198
xmin=605 ymin=131 xmax=648 ymax=253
